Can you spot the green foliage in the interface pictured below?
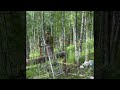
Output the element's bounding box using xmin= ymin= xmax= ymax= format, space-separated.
xmin=66 ymin=38 xmax=94 ymax=64
xmin=66 ymin=44 xmax=75 ymax=63
xmin=29 ymin=49 xmax=40 ymax=58
xmin=89 ymin=48 xmax=94 ymax=60
xmin=26 ymin=68 xmax=37 ymax=78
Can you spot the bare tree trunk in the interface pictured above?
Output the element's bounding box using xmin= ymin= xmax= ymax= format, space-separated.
xmin=26 ymin=34 xmax=30 ymax=59
xmin=85 ymin=12 xmax=89 ymax=62
xmin=73 ymin=23 xmax=77 ymax=64
xmin=79 ymin=11 xmax=84 ymax=65
xmin=42 ymin=11 xmax=46 ymax=56
xmin=61 ymin=11 xmax=65 ymax=51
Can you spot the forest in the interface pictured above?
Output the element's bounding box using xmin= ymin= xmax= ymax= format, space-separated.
xmin=0 ymin=11 xmax=120 ymax=79
xmin=26 ymin=11 xmax=94 ymax=79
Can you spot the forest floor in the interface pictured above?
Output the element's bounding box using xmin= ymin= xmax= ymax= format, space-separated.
xmin=26 ymin=61 xmax=94 ymax=79
xmin=27 ymin=43 xmax=94 ymax=79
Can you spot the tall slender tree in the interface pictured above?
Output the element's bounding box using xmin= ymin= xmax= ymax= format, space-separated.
xmin=85 ymin=12 xmax=89 ymax=62
xmin=78 ymin=11 xmax=85 ymax=65
xmin=75 ymin=11 xmax=79 ymax=65
xmin=26 ymin=33 xmax=30 ymax=59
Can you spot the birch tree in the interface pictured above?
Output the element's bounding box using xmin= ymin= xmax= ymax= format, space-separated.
xmin=78 ymin=11 xmax=85 ymax=65
xmin=85 ymin=12 xmax=89 ymax=62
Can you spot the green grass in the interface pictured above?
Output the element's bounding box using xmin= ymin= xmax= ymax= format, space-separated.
xmin=26 ymin=63 xmax=94 ymax=79
xmin=26 ymin=62 xmax=50 ymax=79
xmin=29 ymin=49 xmax=40 ymax=59
xmin=66 ymin=44 xmax=75 ymax=63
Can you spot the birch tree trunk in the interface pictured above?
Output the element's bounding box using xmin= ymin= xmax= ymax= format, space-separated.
xmin=85 ymin=12 xmax=89 ymax=62
xmin=61 ymin=11 xmax=65 ymax=51
xmin=73 ymin=17 xmax=77 ymax=64
xmin=79 ymin=11 xmax=84 ymax=65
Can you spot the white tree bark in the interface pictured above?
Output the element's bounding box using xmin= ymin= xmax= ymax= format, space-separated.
xmin=73 ymin=24 xmax=78 ymax=64
xmin=78 ymin=11 xmax=85 ymax=64
xmin=85 ymin=12 xmax=89 ymax=62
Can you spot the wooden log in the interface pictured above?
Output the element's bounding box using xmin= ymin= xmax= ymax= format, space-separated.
xmin=56 ymin=51 xmax=66 ymax=58
xmin=26 ymin=56 xmax=48 ymax=66
xmin=26 ymin=51 xmax=66 ymax=66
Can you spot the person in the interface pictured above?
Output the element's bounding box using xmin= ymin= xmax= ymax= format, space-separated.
xmin=45 ymin=30 xmax=54 ymax=56
xmin=45 ymin=30 xmax=52 ymax=45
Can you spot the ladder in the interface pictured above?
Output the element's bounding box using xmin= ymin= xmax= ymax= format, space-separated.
xmin=42 ymin=37 xmax=63 ymax=79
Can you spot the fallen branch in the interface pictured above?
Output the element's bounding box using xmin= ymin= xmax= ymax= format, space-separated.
xmin=26 ymin=51 xmax=66 ymax=66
